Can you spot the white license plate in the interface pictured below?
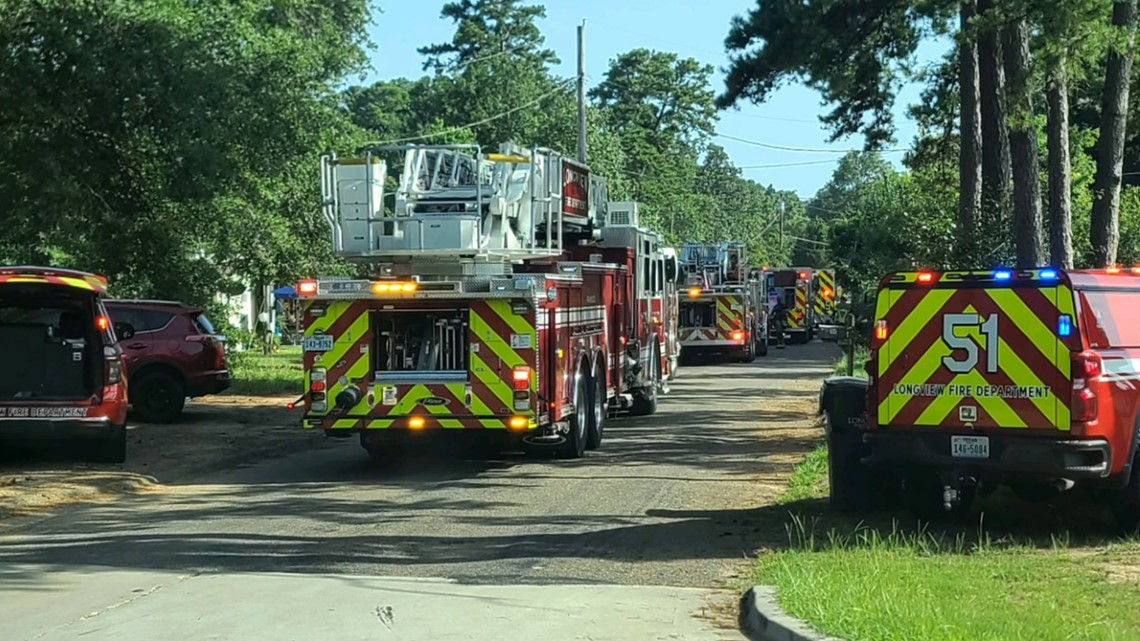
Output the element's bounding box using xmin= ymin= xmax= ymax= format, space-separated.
xmin=951 ymin=435 xmax=990 ymax=459
xmin=302 ymin=335 xmax=334 ymax=352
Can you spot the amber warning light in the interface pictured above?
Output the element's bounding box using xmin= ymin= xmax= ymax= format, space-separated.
xmin=687 ymin=287 xmax=701 ymax=299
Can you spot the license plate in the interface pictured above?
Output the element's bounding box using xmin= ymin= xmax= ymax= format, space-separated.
xmin=951 ymin=435 xmax=990 ymax=459
xmin=302 ymin=335 xmax=334 ymax=352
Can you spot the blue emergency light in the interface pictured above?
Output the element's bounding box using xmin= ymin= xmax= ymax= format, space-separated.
xmin=994 ymin=269 xmax=1013 ymax=281
xmin=1039 ymin=268 xmax=1059 ymax=280
xmin=1058 ymin=314 xmax=1072 ymax=337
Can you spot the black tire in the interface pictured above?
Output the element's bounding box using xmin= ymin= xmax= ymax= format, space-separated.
xmin=755 ymin=339 xmax=769 ymax=357
xmin=561 ymin=369 xmax=589 ymax=458
xmin=361 ymin=434 xmax=406 ymax=466
xmin=629 ymin=349 xmax=659 ymax=417
xmin=87 ymin=425 xmax=127 ymax=464
xmin=1110 ymin=443 xmax=1140 ymax=534
xmin=736 ymin=343 xmax=755 ymax=363
xmin=827 ymin=432 xmax=898 ymax=513
xmin=132 ymin=369 xmax=186 ymax=423
xmin=586 ymin=361 xmax=606 ymax=450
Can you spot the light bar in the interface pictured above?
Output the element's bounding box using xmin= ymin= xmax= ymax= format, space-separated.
xmin=994 ymin=269 xmax=1013 ymax=281
xmin=1039 ymin=269 xmax=1059 ymax=280
xmin=916 ymin=272 xmax=935 ymax=284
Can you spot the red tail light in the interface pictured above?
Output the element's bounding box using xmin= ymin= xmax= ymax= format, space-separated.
xmin=512 ymin=366 xmax=531 ymax=390
xmin=731 ymin=330 xmax=745 ymax=342
xmin=1072 ymin=351 xmax=1101 ymax=424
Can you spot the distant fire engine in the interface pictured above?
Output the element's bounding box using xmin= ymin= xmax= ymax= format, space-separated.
xmin=676 ymin=242 xmax=767 ymax=362
xmin=298 ymin=143 xmax=679 ymax=460
xmin=767 ymin=267 xmax=815 ymax=344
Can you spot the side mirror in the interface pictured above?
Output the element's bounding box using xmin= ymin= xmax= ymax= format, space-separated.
xmin=114 ymin=322 xmax=136 ymax=341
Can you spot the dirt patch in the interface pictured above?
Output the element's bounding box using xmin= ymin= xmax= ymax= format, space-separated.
xmin=0 ymin=393 xmax=324 ymax=525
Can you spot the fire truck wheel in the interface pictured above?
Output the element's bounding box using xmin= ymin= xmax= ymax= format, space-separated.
xmin=586 ymin=362 xmax=606 ymax=450
xmin=629 ymin=349 xmax=660 ymax=416
xmin=561 ymin=370 xmax=589 ymax=459
xmin=755 ymin=339 xmax=769 ymax=357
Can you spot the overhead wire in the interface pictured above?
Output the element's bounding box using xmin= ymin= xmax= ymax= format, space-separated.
xmin=369 ymin=79 xmax=576 ymax=145
xmin=715 ymin=132 xmax=909 ymax=154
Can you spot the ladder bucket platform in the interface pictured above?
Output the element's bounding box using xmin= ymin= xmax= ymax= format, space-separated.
xmin=320 ymin=143 xmax=609 ymax=262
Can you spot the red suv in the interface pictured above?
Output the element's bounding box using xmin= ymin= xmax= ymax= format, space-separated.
xmin=104 ymin=300 xmax=230 ymax=423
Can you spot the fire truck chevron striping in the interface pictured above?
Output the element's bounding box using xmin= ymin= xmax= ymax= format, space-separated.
xmin=677 ymin=242 xmax=767 ymax=362
xmin=299 ymin=143 xmax=680 ymax=459
xmin=873 ymin=270 xmax=1076 ymax=431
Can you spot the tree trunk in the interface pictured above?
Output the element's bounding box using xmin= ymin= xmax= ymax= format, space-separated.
xmin=977 ymin=0 xmax=1012 ymax=255
xmin=1091 ymin=0 xmax=1139 ymax=267
xmin=1002 ymin=16 xmax=1043 ymax=268
xmin=957 ymin=0 xmax=982 ymax=264
xmin=1047 ymin=52 xmax=1074 ymax=269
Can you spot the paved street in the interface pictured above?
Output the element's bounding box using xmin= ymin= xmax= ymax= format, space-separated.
xmin=0 ymin=342 xmax=837 ymax=641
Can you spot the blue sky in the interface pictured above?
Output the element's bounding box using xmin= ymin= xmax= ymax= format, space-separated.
xmin=361 ymin=1 xmax=950 ymax=198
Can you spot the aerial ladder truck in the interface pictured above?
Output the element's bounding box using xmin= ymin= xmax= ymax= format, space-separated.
xmin=676 ymin=242 xmax=767 ymax=362
xmin=296 ymin=143 xmax=679 ymax=460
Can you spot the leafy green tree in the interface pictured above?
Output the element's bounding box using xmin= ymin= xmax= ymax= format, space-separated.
xmin=418 ymin=0 xmax=564 ymax=148
xmin=0 ymin=0 xmax=371 ymax=304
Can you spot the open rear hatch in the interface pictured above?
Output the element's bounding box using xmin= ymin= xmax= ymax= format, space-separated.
xmin=873 ymin=270 xmax=1077 ymax=433
xmin=0 ymin=283 xmax=104 ymax=401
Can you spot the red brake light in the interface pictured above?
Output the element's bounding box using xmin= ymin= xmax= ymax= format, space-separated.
xmin=512 ymin=366 xmax=531 ymax=390
xmin=1072 ymin=352 xmax=1102 ymax=424
xmin=311 ymin=380 xmax=326 ymax=392
xmin=916 ymin=272 xmax=935 ymax=284
xmin=298 ymin=279 xmax=318 ymax=296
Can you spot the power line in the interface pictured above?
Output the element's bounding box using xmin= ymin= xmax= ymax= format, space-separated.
xmin=370 ymin=79 xmax=575 ymax=145
xmin=738 ymin=159 xmax=844 ymax=170
xmin=715 ymin=132 xmax=909 ymax=154
xmin=720 ymin=111 xmax=821 ymax=125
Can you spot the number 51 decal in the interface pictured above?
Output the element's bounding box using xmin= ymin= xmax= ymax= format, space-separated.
xmin=942 ymin=313 xmax=999 ymax=373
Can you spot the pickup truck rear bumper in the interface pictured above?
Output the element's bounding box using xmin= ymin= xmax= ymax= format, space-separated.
xmin=863 ymin=431 xmax=1112 ymax=480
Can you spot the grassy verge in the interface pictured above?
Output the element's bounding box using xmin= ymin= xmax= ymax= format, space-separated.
xmin=780 ymin=444 xmax=829 ymax=504
xmin=228 ymin=346 xmax=303 ymax=396
xmin=834 ymin=346 xmax=869 ymax=377
xmin=754 ymin=524 xmax=1140 ymax=641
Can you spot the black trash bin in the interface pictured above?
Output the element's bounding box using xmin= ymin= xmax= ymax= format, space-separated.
xmin=819 ymin=376 xmax=890 ymax=512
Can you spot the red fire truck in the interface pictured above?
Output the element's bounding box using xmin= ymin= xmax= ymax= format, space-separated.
xmin=298 ymin=143 xmax=677 ymax=460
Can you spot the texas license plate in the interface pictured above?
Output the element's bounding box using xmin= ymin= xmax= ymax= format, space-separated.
xmin=951 ymin=435 xmax=990 ymax=459
xmin=302 ymin=334 xmax=334 ymax=352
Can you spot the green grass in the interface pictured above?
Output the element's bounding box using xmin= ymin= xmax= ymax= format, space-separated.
xmin=228 ymin=346 xmax=304 ymax=396
xmin=754 ymin=525 xmax=1140 ymax=641
xmin=780 ymin=444 xmax=829 ymax=504
xmin=760 ymin=450 xmax=1140 ymax=641
xmin=834 ymin=346 xmax=870 ymax=377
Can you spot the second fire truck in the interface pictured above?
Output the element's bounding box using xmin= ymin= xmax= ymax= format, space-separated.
xmin=677 ymin=242 xmax=768 ymax=362
xmin=297 ymin=143 xmax=678 ymax=460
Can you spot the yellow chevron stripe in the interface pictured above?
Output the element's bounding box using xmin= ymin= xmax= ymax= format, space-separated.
xmin=331 ymin=419 xmax=357 ymax=429
xmin=878 ymin=289 xmax=955 ymax=374
xmin=470 ymin=309 xmax=525 ymax=369
xmin=486 ymin=299 xmax=534 ymax=336
xmin=469 ymin=351 xmax=513 ymax=428
xmin=364 ymin=419 xmax=395 ymax=429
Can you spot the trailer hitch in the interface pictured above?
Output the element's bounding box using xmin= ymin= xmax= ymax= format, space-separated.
xmin=940 ymin=471 xmax=978 ymax=512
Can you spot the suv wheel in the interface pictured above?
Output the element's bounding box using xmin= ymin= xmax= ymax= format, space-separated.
xmin=133 ymin=370 xmax=186 ymax=423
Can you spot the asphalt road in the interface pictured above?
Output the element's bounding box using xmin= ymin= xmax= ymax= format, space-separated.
xmin=0 ymin=341 xmax=838 ymax=641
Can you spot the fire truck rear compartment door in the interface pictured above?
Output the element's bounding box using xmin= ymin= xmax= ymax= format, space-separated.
xmin=876 ymin=278 xmax=1072 ymax=431
xmin=467 ymin=300 xmax=537 ymax=415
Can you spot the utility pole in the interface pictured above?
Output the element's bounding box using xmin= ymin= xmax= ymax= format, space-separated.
xmin=576 ymin=20 xmax=587 ymax=163
xmin=779 ymin=199 xmax=786 ymax=258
